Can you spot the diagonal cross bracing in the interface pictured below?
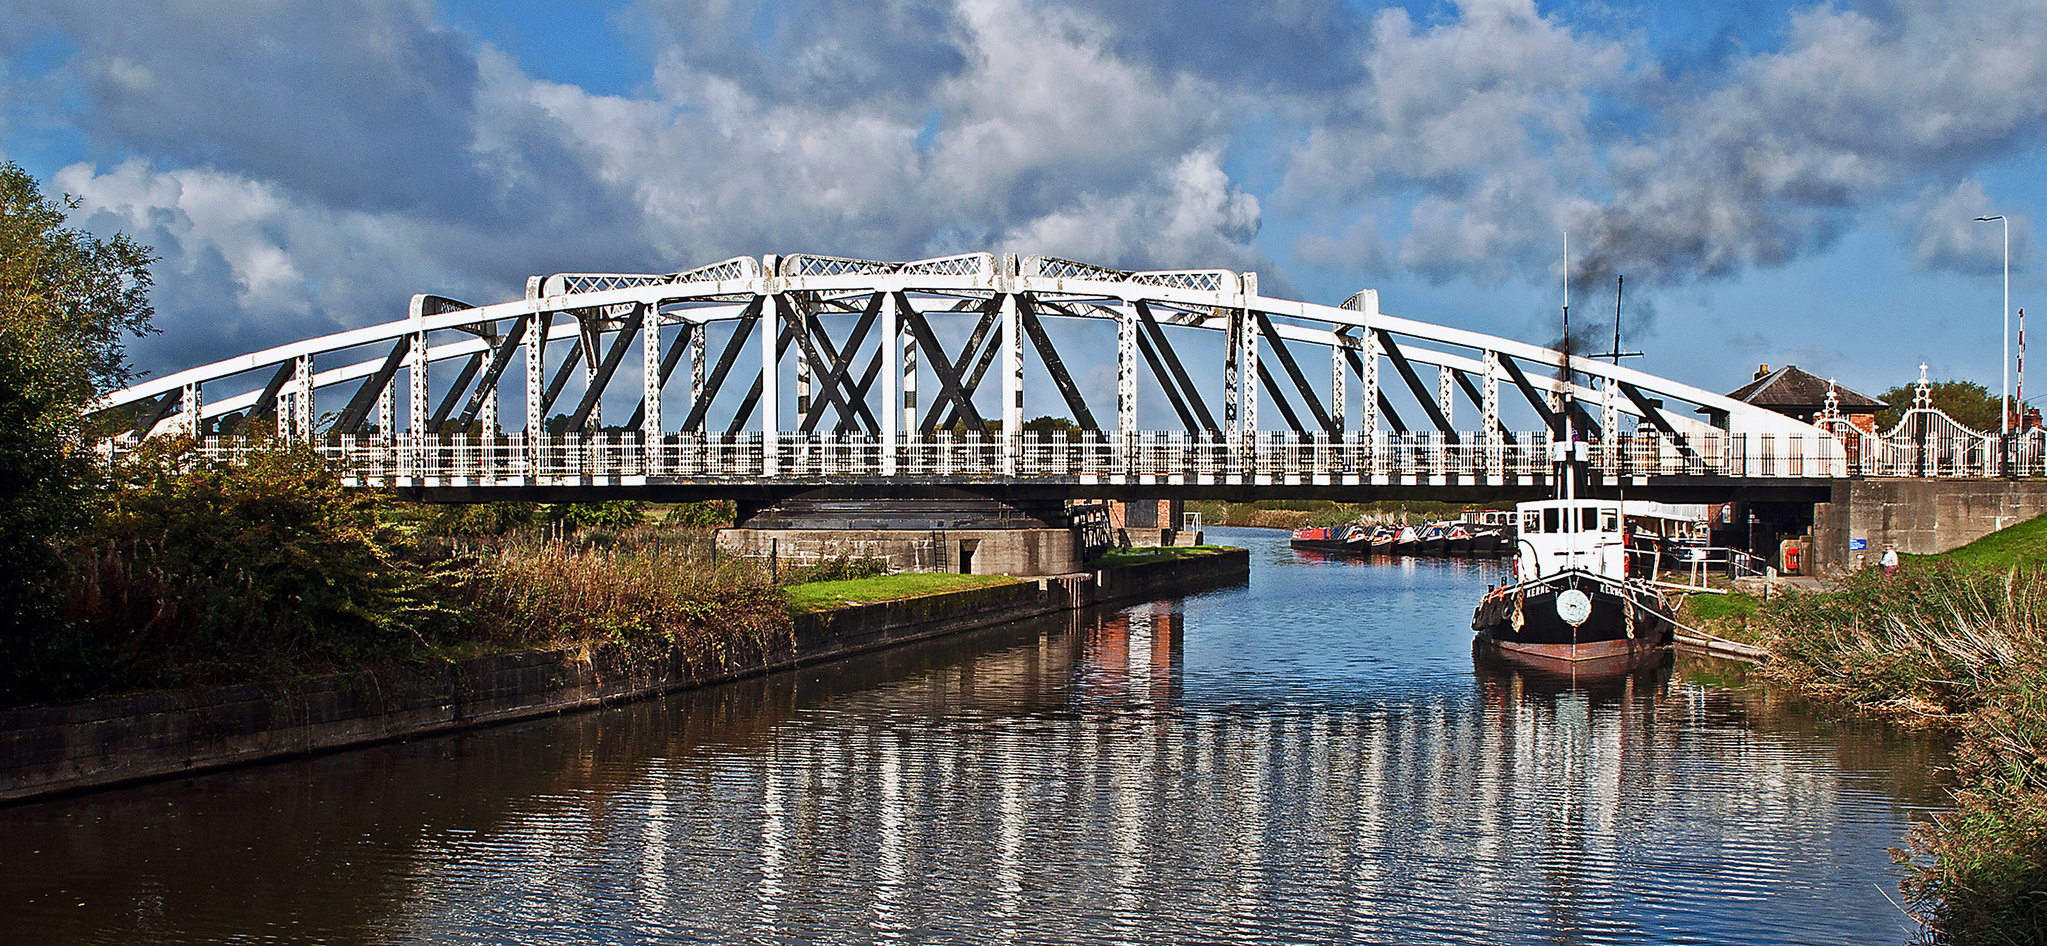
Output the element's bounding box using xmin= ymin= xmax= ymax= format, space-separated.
xmin=567 ymin=305 xmax=645 ymax=432
xmin=333 ymin=337 xmax=412 ymax=435
xmin=1618 ymin=380 xmax=1700 ymax=462
xmin=1376 ymin=330 xmax=1459 ymax=442
xmin=904 ymin=292 xmax=996 ymax=434
xmin=1343 ymin=346 xmax=1409 ymax=432
xmin=725 ymin=305 xmax=804 ymax=436
xmin=430 ymin=353 xmax=486 ymax=434
xmin=1133 ymin=300 xmax=1218 ymax=436
xmin=1454 ymin=371 xmax=1513 ymax=441
xmin=681 ymin=297 xmax=764 ymax=432
xmin=1016 ymin=296 xmax=1100 ymax=431
xmin=797 ymin=291 xmax=884 ymax=433
xmin=455 ymin=315 xmax=532 ymax=432
xmin=1254 ymin=362 xmax=1309 ymax=433
xmin=1495 ymin=353 xmax=1562 ymax=437
xmin=1254 ymin=310 xmax=1334 ymax=433
xmin=240 ymin=361 xmax=298 ymax=430
xmin=625 ymin=314 xmax=694 ymax=431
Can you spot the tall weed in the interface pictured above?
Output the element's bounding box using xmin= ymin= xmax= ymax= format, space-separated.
xmin=1760 ymin=566 xmax=2047 ymax=944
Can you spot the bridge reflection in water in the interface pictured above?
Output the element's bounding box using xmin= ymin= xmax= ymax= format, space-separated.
xmin=0 ymin=549 xmax=1947 ymax=944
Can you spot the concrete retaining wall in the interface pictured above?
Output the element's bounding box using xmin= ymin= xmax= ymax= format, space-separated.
xmin=0 ymin=549 xmax=1246 ymax=804
xmin=1813 ymin=478 xmax=2047 ymax=570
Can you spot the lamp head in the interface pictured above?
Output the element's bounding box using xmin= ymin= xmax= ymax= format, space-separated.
xmin=1978 ymin=214 xmax=2005 ymax=222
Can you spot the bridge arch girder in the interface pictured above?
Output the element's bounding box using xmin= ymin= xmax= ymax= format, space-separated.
xmin=89 ymin=251 xmax=1847 ymax=489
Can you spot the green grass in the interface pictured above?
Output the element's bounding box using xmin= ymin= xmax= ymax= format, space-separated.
xmin=1089 ymin=545 xmax=1230 ymax=568
xmin=1676 ymin=590 xmax=1763 ymax=644
xmin=1910 ymin=511 xmax=2047 ymax=571
xmin=782 ymin=573 xmax=1018 ymax=613
xmin=1683 ymin=590 xmax=1760 ymax=623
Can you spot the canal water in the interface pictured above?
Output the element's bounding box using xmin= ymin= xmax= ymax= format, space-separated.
xmin=1 ymin=527 xmax=1950 ymax=945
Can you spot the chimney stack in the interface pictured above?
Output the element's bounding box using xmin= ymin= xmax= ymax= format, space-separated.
xmin=1755 ymin=364 xmax=1771 ymax=380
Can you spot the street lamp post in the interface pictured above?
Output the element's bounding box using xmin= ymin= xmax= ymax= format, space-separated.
xmin=1978 ymin=214 xmax=2010 ymax=436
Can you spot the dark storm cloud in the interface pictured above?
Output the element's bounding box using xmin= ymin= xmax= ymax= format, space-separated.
xmin=4 ymin=0 xmax=495 ymax=219
xmin=1567 ymin=0 xmax=2047 ymax=288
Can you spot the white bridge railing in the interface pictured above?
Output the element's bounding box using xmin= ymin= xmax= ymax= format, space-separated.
xmin=164 ymin=428 xmax=1850 ymax=487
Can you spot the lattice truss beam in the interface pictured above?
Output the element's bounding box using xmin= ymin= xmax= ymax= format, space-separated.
xmin=91 ymin=252 xmax=1829 ymax=463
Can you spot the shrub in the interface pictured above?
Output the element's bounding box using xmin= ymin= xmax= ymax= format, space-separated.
xmin=43 ymin=439 xmax=449 ymax=702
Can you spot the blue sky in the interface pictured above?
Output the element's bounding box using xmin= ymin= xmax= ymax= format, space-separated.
xmin=3 ymin=0 xmax=2042 ymax=407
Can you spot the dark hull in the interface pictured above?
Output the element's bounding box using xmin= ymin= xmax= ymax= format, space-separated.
xmin=1472 ymin=573 xmax=1675 ymax=662
xmin=1289 ymin=538 xmax=1371 ymax=555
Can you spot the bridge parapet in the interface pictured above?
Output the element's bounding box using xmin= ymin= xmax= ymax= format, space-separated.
xmin=152 ymin=427 xmax=1853 ymax=496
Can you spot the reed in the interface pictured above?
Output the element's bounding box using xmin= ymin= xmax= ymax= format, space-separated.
xmin=1759 ymin=566 xmax=2047 ymax=944
xmin=459 ymin=526 xmax=792 ymax=670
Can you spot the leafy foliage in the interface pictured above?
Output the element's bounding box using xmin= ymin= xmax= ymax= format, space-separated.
xmin=546 ymin=500 xmax=647 ymax=528
xmin=38 ymin=440 xmax=451 ymax=702
xmin=418 ymin=501 xmax=541 ymax=536
xmin=662 ymin=500 xmax=735 ymax=528
xmin=778 ymin=555 xmax=888 ymax=584
xmin=0 ymin=162 xmax=155 ymax=658
xmin=1875 ymin=379 xmax=2002 ymax=431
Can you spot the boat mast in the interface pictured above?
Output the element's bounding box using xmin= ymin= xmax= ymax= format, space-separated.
xmin=1612 ymin=275 xmax=1623 ymax=366
xmin=1560 ymin=232 xmax=1576 ymax=501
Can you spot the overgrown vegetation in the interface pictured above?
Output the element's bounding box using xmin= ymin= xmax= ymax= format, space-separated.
xmin=47 ymin=439 xmax=451 ymax=698
xmin=1758 ymin=566 xmax=2047 ymax=944
xmin=458 ymin=527 xmax=790 ymax=667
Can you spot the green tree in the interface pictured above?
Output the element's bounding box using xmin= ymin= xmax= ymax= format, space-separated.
xmin=0 ymin=162 xmax=156 ymax=638
xmin=1874 ymin=380 xmax=2001 ymax=432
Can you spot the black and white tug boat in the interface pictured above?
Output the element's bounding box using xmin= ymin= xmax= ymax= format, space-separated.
xmin=1470 ymin=482 xmax=1677 ymax=663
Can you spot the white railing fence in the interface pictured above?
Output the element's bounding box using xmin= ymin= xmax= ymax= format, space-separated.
xmin=151 ymin=426 xmax=1862 ymax=487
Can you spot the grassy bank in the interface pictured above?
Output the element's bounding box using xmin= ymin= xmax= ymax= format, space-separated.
xmin=1907 ymin=512 xmax=2047 ymax=573
xmin=1674 ymin=589 xmax=1763 ymax=646
xmin=1089 ymin=545 xmax=1229 ymax=568
xmin=784 ymin=573 xmax=1017 ymax=613
xmin=1756 ymin=562 xmax=2047 ymax=944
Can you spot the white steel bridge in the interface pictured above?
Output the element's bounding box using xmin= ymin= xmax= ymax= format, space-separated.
xmin=88 ymin=252 xmax=2029 ymax=503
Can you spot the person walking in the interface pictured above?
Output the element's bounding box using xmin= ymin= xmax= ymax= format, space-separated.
xmin=1880 ymin=543 xmax=1900 ymax=577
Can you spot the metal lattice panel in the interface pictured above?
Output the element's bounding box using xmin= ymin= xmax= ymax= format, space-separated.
xmin=778 ymin=253 xmax=994 ymax=279
xmin=1021 ymin=256 xmax=1236 ymax=293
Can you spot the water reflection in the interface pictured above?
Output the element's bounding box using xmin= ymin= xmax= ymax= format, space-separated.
xmin=0 ymin=535 xmax=1950 ymax=946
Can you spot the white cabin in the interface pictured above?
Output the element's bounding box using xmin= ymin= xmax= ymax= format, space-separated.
xmin=1513 ymin=499 xmax=1628 ymax=581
